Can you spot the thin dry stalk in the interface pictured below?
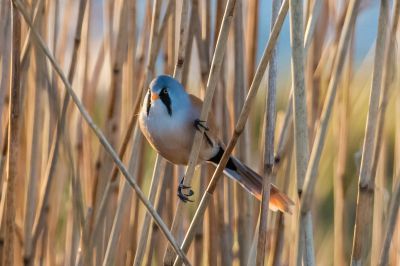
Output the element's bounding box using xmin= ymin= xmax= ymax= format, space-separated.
xmin=93 ymin=0 xmax=131 ymax=256
xmin=296 ymin=0 xmax=360 ymax=262
xmin=90 ymin=0 xmax=129 ymax=241
xmin=133 ymin=155 xmax=166 ymax=266
xmin=233 ymin=1 xmax=253 ymax=264
xmin=172 ymin=0 xmax=190 ymax=81
xmin=350 ymin=0 xmax=389 ymax=264
xmin=174 ymin=1 xmax=289 ymax=264
xmin=22 ymin=4 xmax=47 ymax=262
xmin=370 ymin=4 xmax=400 ymax=262
xmin=164 ymin=0 xmax=237 ymax=264
xmin=256 ymin=0 xmax=281 ymax=264
xmin=379 ymin=179 xmax=400 ymax=266
xmin=0 ymin=122 xmax=9 ymax=187
xmin=13 ymin=1 xmax=190 ymax=264
xmin=102 ymin=129 xmax=144 ymax=266
xmin=303 ymin=0 xmax=323 ymax=51
xmin=0 ymin=2 xmax=11 ymax=139
xmin=288 ymin=0 xmax=312 ymax=263
xmin=333 ymin=45 xmax=352 ymax=266
xmin=270 ymin=131 xmax=294 ymax=266
xmin=370 ymin=0 xmax=400 ymax=189
xmin=245 ymin=0 xmax=258 ymax=87
xmin=4 ymin=2 xmax=21 ymax=265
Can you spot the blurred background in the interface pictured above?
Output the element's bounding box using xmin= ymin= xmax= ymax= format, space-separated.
xmin=0 ymin=0 xmax=399 ymax=265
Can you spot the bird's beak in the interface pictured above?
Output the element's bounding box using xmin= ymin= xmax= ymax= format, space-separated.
xmin=151 ymin=92 xmax=159 ymax=101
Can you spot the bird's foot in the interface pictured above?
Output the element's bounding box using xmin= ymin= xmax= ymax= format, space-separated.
xmin=177 ymin=177 xmax=194 ymax=203
xmin=194 ymin=119 xmax=209 ymax=131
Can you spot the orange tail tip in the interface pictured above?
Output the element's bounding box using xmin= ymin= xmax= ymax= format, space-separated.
xmin=222 ymin=156 xmax=295 ymax=214
xmin=268 ymin=189 xmax=294 ymax=214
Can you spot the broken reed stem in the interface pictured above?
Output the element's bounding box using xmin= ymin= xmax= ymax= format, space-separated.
xmin=256 ymin=0 xmax=280 ymax=264
xmin=174 ymin=1 xmax=289 ymax=265
xmin=288 ymin=0 xmax=312 ymax=263
xmin=12 ymin=1 xmax=190 ymax=264
xmin=164 ymin=0 xmax=237 ymax=264
xmin=4 ymin=2 xmax=21 ymax=265
xmin=350 ymin=0 xmax=389 ymax=264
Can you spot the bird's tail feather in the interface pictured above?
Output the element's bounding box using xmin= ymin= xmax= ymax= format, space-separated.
xmin=221 ymin=156 xmax=294 ymax=214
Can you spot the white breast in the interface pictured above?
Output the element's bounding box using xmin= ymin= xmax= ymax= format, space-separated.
xmin=139 ymin=97 xmax=194 ymax=164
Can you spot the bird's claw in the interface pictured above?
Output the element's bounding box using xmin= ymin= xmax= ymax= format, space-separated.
xmin=177 ymin=177 xmax=194 ymax=203
xmin=194 ymin=119 xmax=209 ymax=131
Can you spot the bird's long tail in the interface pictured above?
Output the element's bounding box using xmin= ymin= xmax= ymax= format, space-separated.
xmin=208 ymin=149 xmax=294 ymax=213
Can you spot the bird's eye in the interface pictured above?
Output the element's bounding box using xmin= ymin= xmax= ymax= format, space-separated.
xmin=161 ymin=88 xmax=168 ymax=94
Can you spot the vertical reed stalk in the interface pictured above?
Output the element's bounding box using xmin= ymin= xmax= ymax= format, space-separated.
xmin=270 ymin=129 xmax=294 ymax=266
xmin=295 ymin=0 xmax=360 ymax=262
xmin=379 ymin=179 xmax=400 ymax=266
xmin=333 ymin=48 xmax=351 ymax=266
xmin=350 ymin=0 xmax=388 ymax=264
xmin=245 ymin=0 xmax=258 ymax=87
xmin=102 ymin=129 xmax=144 ymax=266
xmin=233 ymin=1 xmax=252 ymax=264
xmin=288 ymin=0 xmax=312 ymax=263
xmin=0 ymin=1 xmax=11 ymax=190
xmin=4 ymin=2 xmax=21 ymax=265
xmin=370 ymin=0 xmax=400 ymax=189
xmin=23 ymin=5 xmax=46 ymax=262
xmin=133 ymin=155 xmax=166 ymax=266
xmin=373 ymin=4 xmax=400 ymax=263
xmin=0 ymin=1 xmax=11 ymax=143
xmin=256 ymin=0 xmax=281 ymax=264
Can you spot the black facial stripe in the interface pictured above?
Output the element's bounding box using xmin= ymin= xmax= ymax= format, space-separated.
xmin=146 ymin=90 xmax=151 ymax=116
xmin=159 ymin=90 xmax=172 ymax=116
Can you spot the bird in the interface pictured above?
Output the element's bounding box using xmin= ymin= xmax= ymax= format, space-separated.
xmin=139 ymin=75 xmax=294 ymax=213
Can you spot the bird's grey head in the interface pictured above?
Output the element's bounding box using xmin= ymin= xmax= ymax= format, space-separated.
xmin=147 ymin=75 xmax=189 ymax=116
